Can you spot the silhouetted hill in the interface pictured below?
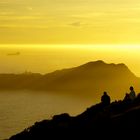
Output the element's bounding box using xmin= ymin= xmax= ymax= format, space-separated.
xmin=9 ymin=95 xmax=140 ymax=140
xmin=0 ymin=60 xmax=140 ymax=100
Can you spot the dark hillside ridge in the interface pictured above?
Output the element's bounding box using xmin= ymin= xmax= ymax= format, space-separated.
xmin=9 ymin=95 xmax=140 ymax=140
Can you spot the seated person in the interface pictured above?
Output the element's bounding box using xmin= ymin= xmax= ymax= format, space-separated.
xmin=101 ymin=92 xmax=111 ymax=106
xmin=129 ymin=86 xmax=136 ymax=101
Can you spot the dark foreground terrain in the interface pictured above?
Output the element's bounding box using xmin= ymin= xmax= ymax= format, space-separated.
xmin=9 ymin=95 xmax=140 ymax=140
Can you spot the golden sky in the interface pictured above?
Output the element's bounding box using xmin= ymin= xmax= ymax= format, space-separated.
xmin=1 ymin=0 xmax=140 ymax=44
xmin=1 ymin=1 xmax=140 ymax=76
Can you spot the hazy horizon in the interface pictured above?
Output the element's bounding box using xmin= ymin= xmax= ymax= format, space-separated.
xmin=0 ymin=44 xmax=140 ymax=77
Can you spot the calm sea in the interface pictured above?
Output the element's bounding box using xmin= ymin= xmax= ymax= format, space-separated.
xmin=0 ymin=91 xmax=95 ymax=140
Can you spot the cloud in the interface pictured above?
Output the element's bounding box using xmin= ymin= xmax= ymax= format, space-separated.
xmin=0 ymin=24 xmax=48 ymax=29
xmin=68 ymin=21 xmax=88 ymax=27
xmin=0 ymin=15 xmax=42 ymax=20
xmin=69 ymin=21 xmax=82 ymax=27
xmin=0 ymin=1 xmax=8 ymax=4
xmin=26 ymin=7 xmax=33 ymax=11
xmin=0 ymin=12 xmax=14 ymax=16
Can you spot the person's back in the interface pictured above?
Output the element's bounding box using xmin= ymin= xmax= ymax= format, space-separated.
xmin=101 ymin=92 xmax=111 ymax=106
xmin=124 ymin=93 xmax=130 ymax=101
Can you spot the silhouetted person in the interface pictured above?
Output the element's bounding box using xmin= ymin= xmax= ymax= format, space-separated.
xmin=101 ymin=92 xmax=111 ymax=106
xmin=123 ymin=93 xmax=131 ymax=106
xmin=129 ymin=86 xmax=136 ymax=101
xmin=124 ymin=93 xmax=131 ymax=101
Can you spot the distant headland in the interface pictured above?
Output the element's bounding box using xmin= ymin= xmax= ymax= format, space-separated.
xmin=0 ymin=60 xmax=140 ymax=100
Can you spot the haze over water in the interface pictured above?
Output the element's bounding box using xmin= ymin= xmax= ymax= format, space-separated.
xmin=0 ymin=90 xmax=96 ymax=140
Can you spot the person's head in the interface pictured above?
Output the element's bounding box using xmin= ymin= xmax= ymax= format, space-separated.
xmin=104 ymin=91 xmax=107 ymax=95
xmin=130 ymin=86 xmax=134 ymax=91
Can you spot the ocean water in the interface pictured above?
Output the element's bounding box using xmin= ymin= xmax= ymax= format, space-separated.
xmin=0 ymin=91 xmax=94 ymax=140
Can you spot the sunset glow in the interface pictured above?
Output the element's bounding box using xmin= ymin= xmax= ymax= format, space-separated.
xmin=1 ymin=1 xmax=140 ymax=139
xmin=1 ymin=0 xmax=140 ymax=75
xmin=0 ymin=44 xmax=140 ymax=76
xmin=1 ymin=0 xmax=140 ymax=44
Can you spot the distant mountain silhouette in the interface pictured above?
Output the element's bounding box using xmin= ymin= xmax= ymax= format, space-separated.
xmin=9 ymin=95 xmax=140 ymax=140
xmin=0 ymin=60 xmax=140 ymax=100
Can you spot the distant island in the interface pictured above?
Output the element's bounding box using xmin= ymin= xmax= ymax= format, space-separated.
xmin=0 ymin=60 xmax=140 ymax=100
xmin=9 ymin=93 xmax=140 ymax=139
